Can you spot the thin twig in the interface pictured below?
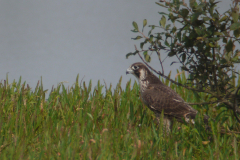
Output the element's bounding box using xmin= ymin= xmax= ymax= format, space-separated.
xmin=138 ymin=30 xmax=149 ymax=40
xmin=156 ymin=50 xmax=164 ymax=75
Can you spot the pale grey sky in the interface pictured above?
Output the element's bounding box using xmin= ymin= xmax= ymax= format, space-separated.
xmin=0 ymin=0 xmax=233 ymax=93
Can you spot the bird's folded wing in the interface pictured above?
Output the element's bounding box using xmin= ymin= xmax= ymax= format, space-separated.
xmin=141 ymin=84 xmax=197 ymax=121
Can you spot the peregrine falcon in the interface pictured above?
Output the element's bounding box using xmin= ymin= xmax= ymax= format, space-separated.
xmin=126 ymin=62 xmax=208 ymax=132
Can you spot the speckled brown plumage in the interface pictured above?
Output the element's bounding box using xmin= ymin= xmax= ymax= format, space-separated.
xmin=126 ymin=62 xmax=208 ymax=132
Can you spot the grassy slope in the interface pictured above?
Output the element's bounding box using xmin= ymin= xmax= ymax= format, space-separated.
xmin=0 ymin=73 xmax=239 ymax=159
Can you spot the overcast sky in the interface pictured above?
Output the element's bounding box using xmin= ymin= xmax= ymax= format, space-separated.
xmin=0 ymin=0 xmax=233 ymax=94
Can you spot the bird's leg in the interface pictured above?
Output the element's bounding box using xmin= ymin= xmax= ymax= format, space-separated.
xmin=154 ymin=113 xmax=161 ymax=125
xmin=163 ymin=116 xmax=172 ymax=134
xmin=155 ymin=113 xmax=172 ymax=134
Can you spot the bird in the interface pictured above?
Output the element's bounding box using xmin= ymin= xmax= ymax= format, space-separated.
xmin=126 ymin=62 xmax=208 ymax=133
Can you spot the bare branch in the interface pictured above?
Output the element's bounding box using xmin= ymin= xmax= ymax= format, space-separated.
xmin=156 ymin=50 xmax=164 ymax=75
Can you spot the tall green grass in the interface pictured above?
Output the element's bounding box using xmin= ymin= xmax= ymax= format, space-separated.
xmin=0 ymin=73 xmax=239 ymax=159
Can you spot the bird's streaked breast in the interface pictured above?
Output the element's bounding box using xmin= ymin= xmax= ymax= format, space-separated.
xmin=139 ymin=80 xmax=149 ymax=94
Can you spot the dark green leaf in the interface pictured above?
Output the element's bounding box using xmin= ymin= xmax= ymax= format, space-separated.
xmin=132 ymin=36 xmax=142 ymax=40
xmin=165 ymin=40 xmax=170 ymax=47
xmin=143 ymin=51 xmax=151 ymax=62
xmin=232 ymin=55 xmax=240 ymax=62
xmin=169 ymin=13 xmax=177 ymax=23
xmin=234 ymin=28 xmax=240 ymax=38
xmin=220 ymin=24 xmax=226 ymax=31
xmin=170 ymin=61 xmax=178 ymax=66
xmin=160 ymin=15 xmax=166 ymax=28
xmin=182 ymin=53 xmax=186 ymax=62
xmin=220 ymin=15 xmax=228 ymax=22
xmin=213 ymin=32 xmax=222 ymax=36
xmin=233 ymin=50 xmax=240 ymax=58
xmin=230 ymin=22 xmax=240 ymax=30
xmin=155 ymin=2 xmax=165 ymax=7
xmin=149 ymin=35 xmax=153 ymax=43
xmin=171 ymin=27 xmax=177 ymax=33
xmin=132 ymin=21 xmax=139 ymax=30
xmin=232 ymin=10 xmax=239 ymax=23
xmin=209 ymin=0 xmax=215 ymax=3
xmin=165 ymin=33 xmax=171 ymax=38
xmin=140 ymin=42 xmax=144 ymax=49
xmin=168 ymin=51 xmax=176 ymax=57
xmin=195 ymin=4 xmax=205 ymax=11
xmin=191 ymin=12 xmax=201 ymax=23
xmin=158 ymin=12 xmax=168 ymax=15
xmin=177 ymin=31 xmax=181 ymax=41
xmin=203 ymin=17 xmax=211 ymax=21
xmin=181 ymin=66 xmax=189 ymax=71
xmin=208 ymin=43 xmax=215 ymax=47
xmin=126 ymin=52 xmax=133 ymax=59
xmin=126 ymin=50 xmax=138 ymax=59
xmin=223 ymin=37 xmax=227 ymax=43
xmin=166 ymin=24 xmax=171 ymax=30
xmin=189 ymin=30 xmax=197 ymax=39
xmin=143 ymin=51 xmax=147 ymax=56
xmin=131 ymin=29 xmax=138 ymax=33
xmin=143 ymin=19 xmax=147 ymax=28
xmin=209 ymin=4 xmax=214 ymax=16
xmin=225 ymin=40 xmax=233 ymax=53
xmin=208 ymin=37 xmax=220 ymax=41
xmin=195 ymin=27 xmax=204 ymax=36
xmin=180 ymin=9 xmax=189 ymax=18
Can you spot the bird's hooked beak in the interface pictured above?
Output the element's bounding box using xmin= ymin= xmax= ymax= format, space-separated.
xmin=126 ymin=67 xmax=134 ymax=75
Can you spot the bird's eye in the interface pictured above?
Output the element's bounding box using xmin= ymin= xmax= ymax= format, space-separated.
xmin=132 ymin=66 xmax=139 ymax=70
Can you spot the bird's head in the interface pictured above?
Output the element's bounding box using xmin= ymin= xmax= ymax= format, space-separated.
xmin=126 ymin=62 xmax=150 ymax=80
